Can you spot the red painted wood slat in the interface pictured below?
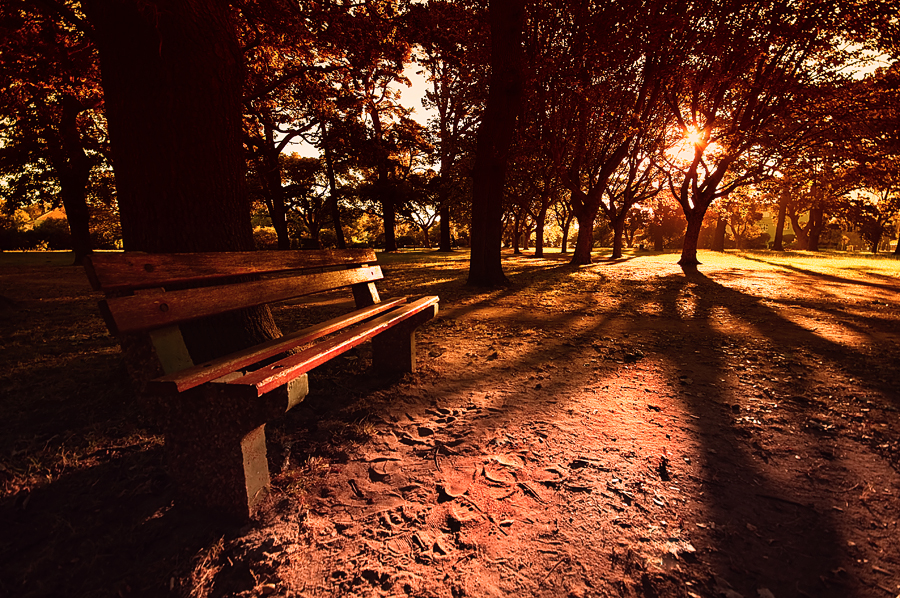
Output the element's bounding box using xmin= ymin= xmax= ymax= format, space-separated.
xmin=229 ymin=296 xmax=439 ymax=396
xmin=146 ymin=297 xmax=409 ymax=394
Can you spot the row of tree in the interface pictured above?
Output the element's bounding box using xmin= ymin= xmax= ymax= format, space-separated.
xmin=1 ymin=0 xmax=898 ymax=276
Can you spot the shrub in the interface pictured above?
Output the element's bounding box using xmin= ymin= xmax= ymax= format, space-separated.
xmin=32 ymin=218 xmax=72 ymax=249
xmin=253 ymin=227 xmax=279 ymax=249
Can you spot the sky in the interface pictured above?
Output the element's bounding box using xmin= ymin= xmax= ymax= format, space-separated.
xmin=281 ymin=66 xmax=433 ymax=159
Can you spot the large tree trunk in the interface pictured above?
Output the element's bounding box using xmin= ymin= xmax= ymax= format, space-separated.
xmin=54 ymin=95 xmax=94 ymax=265
xmin=467 ymin=0 xmax=524 ymax=286
xmin=512 ymin=210 xmax=522 ymax=254
xmin=534 ymin=201 xmax=548 ymax=258
xmin=679 ymin=211 xmax=705 ymax=270
xmin=871 ymin=233 xmax=881 ymax=254
xmin=83 ymin=0 xmax=280 ymax=362
xmin=321 ymin=129 xmax=347 ymax=249
xmin=807 ymin=206 xmax=824 ymax=251
xmin=788 ymin=212 xmax=809 ymax=250
xmin=652 ymin=227 xmax=664 ymax=251
xmin=438 ymin=204 xmax=452 ymax=252
xmin=570 ymin=206 xmax=598 ymax=265
xmin=611 ymin=213 xmax=626 ymax=259
xmin=772 ymin=190 xmax=788 ymax=251
xmin=712 ymin=213 xmax=727 ymax=252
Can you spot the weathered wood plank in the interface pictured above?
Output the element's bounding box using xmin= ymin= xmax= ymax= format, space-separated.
xmin=105 ymin=266 xmax=383 ymax=334
xmin=230 ymin=296 xmax=439 ymax=396
xmin=147 ymin=297 xmax=408 ymax=393
xmin=85 ymin=248 xmax=377 ymax=291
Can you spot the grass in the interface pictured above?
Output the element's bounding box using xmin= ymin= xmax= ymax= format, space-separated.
xmin=731 ymin=249 xmax=900 ymax=280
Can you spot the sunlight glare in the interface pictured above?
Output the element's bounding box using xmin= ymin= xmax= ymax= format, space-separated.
xmin=667 ymin=126 xmax=720 ymax=164
xmin=684 ymin=128 xmax=703 ymax=146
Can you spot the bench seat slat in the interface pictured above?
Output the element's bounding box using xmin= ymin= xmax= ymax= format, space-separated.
xmin=85 ymin=249 xmax=377 ymax=291
xmin=103 ymin=266 xmax=382 ymax=334
xmin=147 ymin=297 xmax=409 ymax=394
xmin=230 ymin=296 xmax=439 ymax=396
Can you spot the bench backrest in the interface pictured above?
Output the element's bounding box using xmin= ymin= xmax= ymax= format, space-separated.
xmin=84 ymin=249 xmax=383 ymax=335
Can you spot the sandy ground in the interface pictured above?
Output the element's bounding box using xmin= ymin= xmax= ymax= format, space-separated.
xmin=1 ymin=250 xmax=899 ymax=598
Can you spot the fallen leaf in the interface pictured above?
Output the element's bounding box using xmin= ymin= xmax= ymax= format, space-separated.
xmin=483 ymin=467 xmax=515 ymax=485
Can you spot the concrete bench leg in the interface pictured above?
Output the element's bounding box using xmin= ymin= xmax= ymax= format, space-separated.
xmin=372 ymin=308 xmax=436 ymax=375
xmin=372 ymin=322 xmax=417 ymax=374
xmin=159 ymin=375 xmax=308 ymax=521
xmin=165 ymin=421 xmax=271 ymax=520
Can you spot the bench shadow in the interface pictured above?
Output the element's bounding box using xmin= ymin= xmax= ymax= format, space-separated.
xmin=0 ymin=447 xmax=226 ymax=598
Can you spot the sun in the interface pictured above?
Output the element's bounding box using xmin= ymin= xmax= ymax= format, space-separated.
xmin=684 ymin=128 xmax=704 ymax=146
xmin=667 ymin=127 xmax=719 ymax=164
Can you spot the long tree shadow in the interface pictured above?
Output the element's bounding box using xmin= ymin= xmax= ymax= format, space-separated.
xmin=738 ymin=253 xmax=900 ymax=293
xmin=650 ymin=267 xmax=897 ymax=596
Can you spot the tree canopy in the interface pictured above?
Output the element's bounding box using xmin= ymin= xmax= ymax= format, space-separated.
xmin=2 ymin=0 xmax=898 ymax=271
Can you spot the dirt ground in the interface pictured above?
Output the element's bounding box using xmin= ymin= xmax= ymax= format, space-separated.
xmin=1 ymin=249 xmax=899 ymax=598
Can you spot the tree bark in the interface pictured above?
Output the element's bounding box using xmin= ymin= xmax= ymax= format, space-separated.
xmin=788 ymin=212 xmax=809 ymax=250
xmin=772 ymin=190 xmax=788 ymax=251
xmin=679 ymin=212 xmax=704 ymax=270
xmin=258 ymin=124 xmax=290 ymax=249
xmin=534 ymin=201 xmax=548 ymax=258
xmin=467 ymin=0 xmax=524 ymax=286
xmin=807 ymin=206 xmax=824 ymax=251
xmin=512 ymin=209 xmax=522 ymax=254
xmin=369 ymin=105 xmax=396 ymax=252
xmin=83 ymin=0 xmax=280 ymax=362
xmin=55 ymin=95 xmax=94 ymax=265
xmin=560 ymin=212 xmax=572 ymax=253
xmin=438 ymin=204 xmax=452 ymax=252
xmin=322 ymin=128 xmax=347 ymax=249
xmin=571 ymin=205 xmax=598 ymax=265
xmin=611 ymin=213 xmax=626 ymax=259
xmin=871 ymin=234 xmax=880 ymax=254
xmin=712 ymin=213 xmax=727 ymax=252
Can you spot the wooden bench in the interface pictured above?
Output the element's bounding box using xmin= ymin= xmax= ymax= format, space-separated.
xmin=84 ymin=248 xmax=438 ymax=520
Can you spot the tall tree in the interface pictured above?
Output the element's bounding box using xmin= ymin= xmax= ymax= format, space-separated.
xmin=410 ymin=0 xmax=488 ymax=252
xmin=467 ymin=0 xmax=525 ymax=286
xmin=329 ymin=0 xmax=414 ymax=252
xmin=602 ymin=133 xmax=665 ymax=259
xmin=81 ymin=0 xmax=280 ymax=360
xmin=0 ymin=1 xmax=107 ymax=264
xmin=663 ymin=0 xmax=846 ymax=270
xmin=530 ymin=0 xmax=676 ymax=265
